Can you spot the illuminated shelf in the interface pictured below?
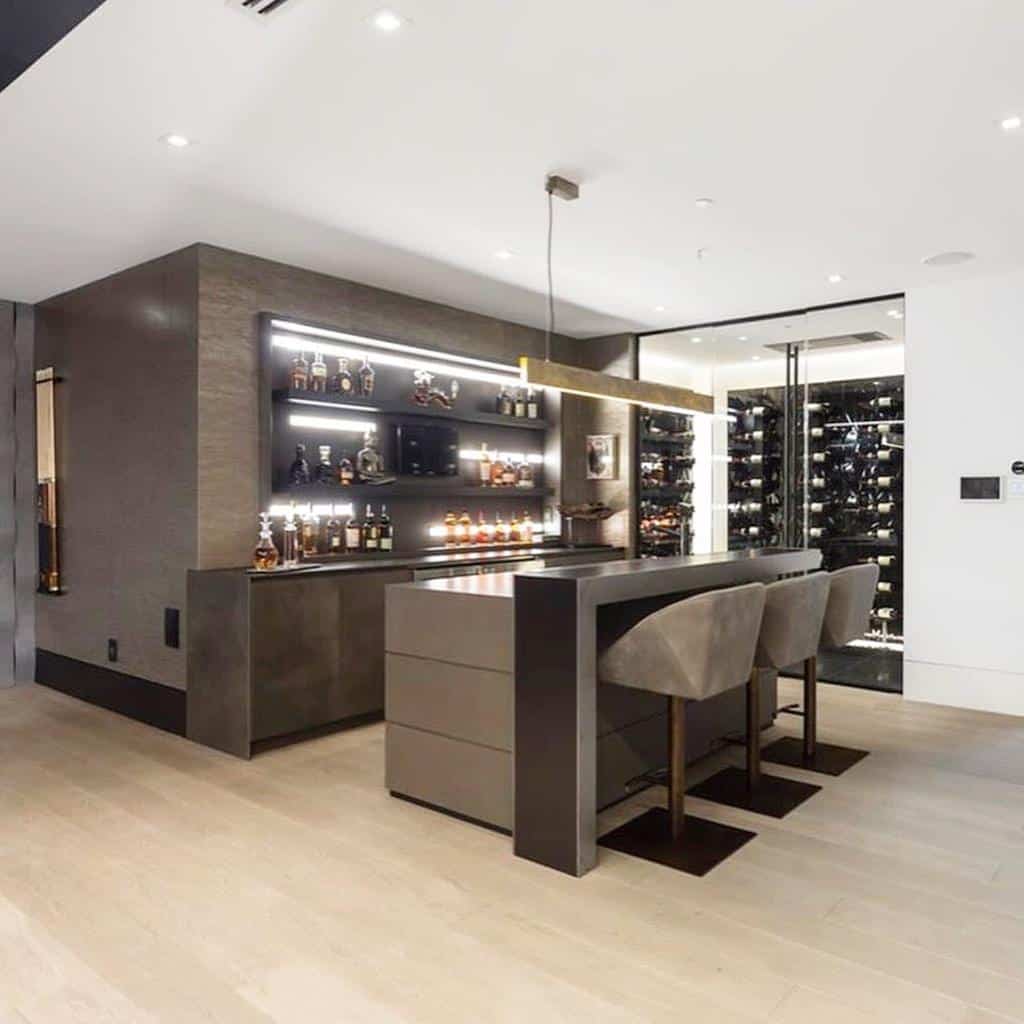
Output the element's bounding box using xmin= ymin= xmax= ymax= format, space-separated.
xmin=277 ymin=483 xmax=553 ymax=501
xmin=274 ymin=390 xmax=548 ymax=431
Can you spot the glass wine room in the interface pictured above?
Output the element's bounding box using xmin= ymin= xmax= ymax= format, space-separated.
xmin=636 ymin=296 xmax=905 ymax=693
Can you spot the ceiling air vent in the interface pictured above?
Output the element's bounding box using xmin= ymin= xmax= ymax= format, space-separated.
xmin=766 ymin=331 xmax=892 ymax=354
xmin=226 ymin=0 xmax=300 ymax=20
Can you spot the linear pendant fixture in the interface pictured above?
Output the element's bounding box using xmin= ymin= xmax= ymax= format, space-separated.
xmin=519 ymin=357 xmax=713 ymax=416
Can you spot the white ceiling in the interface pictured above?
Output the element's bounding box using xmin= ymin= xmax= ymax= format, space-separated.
xmin=1 ymin=1 xmax=1023 ymax=336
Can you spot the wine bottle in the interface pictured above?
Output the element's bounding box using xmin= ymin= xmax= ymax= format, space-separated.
xmin=345 ymin=509 xmax=362 ymax=552
xmin=364 ymin=505 xmax=379 ymax=551
xmin=378 ymin=505 xmax=393 ymax=552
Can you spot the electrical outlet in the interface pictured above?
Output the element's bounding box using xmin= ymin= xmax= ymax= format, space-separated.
xmin=107 ymin=638 xmax=118 ymax=663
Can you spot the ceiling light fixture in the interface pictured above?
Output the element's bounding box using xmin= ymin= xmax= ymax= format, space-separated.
xmin=752 ymin=356 xmax=761 ymax=361
xmin=494 ymin=249 xmax=515 ymax=261
xmin=922 ymin=250 xmax=975 ymax=267
xmin=690 ymin=336 xmax=703 ymax=344
xmin=161 ymin=133 xmax=191 ymax=148
xmin=738 ymin=335 xmax=749 ymax=341
xmin=654 ymin=305 xmax=666 ymax=312
xmin=372 ymin=9 xmax=404 ymax=31
xmin=827 ymin=273 xmax=844 ymax=284
xmin=694 ymin=198 xmax=715 ymax=209
xmin=886 ymin=309 xmax=904 ymax=320
xmin=1000 ymin=115 xmax=1022 ymax=133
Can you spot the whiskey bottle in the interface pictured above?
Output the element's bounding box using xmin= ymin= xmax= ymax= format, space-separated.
xmin=479 ymin=443 xmax=492 ymax=486
xmin=514 ymin=389 xmax=526 ymax=418
xmin=497 ymin=387 xmax=514 ymax=417
xmin=527 ymin=388 xmax=539 ymax=419
xmin=494 ymin=514 xmax=510 ymax=544
xmin=344 ymin=509 xmax=362 ymax=552
xmin=337 ymin=454 xmax=355 ymax=486
xmin=490 ymin=456 xmax=506 ymax=487
xmin=443 ymin=510 xmax=458 ymax=547
xmin=300 ymin=514 xmax=319 ymax=557
xmin=326 ymin=513 xmax=344 ymax=553
xmin=356 ymin=430 xmax=384 ymax=480
xmin=289 ymin=444 xmax=311 ymax=486
xmin=330 ymin=357 xmax=355 ymax=396
xmin=315 ymin=445 xmax=335 ymax=484
xmin=290 ymin=352 xmax=310 ymax=391
xmin=252 ymin=513 xmax=280 ymax=571
xmin=310 ymin=351 xmax=328 ymax=394
xmin=522 ymin=512 xmax=535 ymax=544
xmin=457 ymin=509 xmax=472 ymax=546
xmin=501 ymin=460 xmax=516 ymax=487
xmin=357 ymin=354 xmax=376 ymax=397
xmin=378 ymin=505 xmax=393 ymax=552
xmin=510 ymin=513 xmax=522 ymax=542
xmin=364 ymin=504 xmax=379 ymax=551
xmin=516 ymin=461 xmax=534 ymax=489
xmin=476 ymin=511 xmax=490 ymax=545
xmin=282 ymin=508 xmax=300 ymax=566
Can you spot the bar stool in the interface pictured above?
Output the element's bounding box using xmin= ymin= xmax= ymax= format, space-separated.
xmin=762 ymin=563 xmax=879 ymax=776
xmin=597 ymin=582 xmax=767 ymax=876
xmin=691 ymin=573 xmax=830 ymax=817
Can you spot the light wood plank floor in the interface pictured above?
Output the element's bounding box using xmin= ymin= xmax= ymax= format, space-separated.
xmin=2 ymin=680 xmax=1024 ymax=1023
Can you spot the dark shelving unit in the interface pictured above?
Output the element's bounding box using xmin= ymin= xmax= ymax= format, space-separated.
xmin=636 ymin=408 xmax=696 ymax=558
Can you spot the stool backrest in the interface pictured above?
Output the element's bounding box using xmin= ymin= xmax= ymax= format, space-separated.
xmin=820 ymin=564 xmax=880 ymax=648
xmin=755 ymin=572 xmax=831 ymax=670
xmin=598 ymin=582 xmax=766 ymax=700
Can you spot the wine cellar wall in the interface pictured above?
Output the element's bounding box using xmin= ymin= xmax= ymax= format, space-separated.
xmin=728 ymin=374 xmax=904 ymax=690
xmin=637 ymin=408 xmax=695 ymax=558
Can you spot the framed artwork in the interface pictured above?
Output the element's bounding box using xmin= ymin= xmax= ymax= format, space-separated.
xmin=586 ymin=434 xmax=617 ymax=480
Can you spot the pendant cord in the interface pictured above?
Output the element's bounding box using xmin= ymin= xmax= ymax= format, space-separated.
xmin=545 ymin=188 xmax=554 ymax=362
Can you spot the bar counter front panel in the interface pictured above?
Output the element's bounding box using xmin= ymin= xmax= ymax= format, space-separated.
xmin=514 ymin=547 xmax=822 ymax=876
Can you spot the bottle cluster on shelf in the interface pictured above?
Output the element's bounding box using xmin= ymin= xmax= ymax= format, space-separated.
xmin=431 ymin=509 xmax=539 ymax=547
xmin=290 ymin=350 xmax=376 ymax=398
xmin=495 ymin=386 xmax=540 ymax=420
xmin=728 ymin=398 xmax=784 ymax=548
xmin=638 ymin=409 xmax=695 ymax=557
xmin=467 ymin=443 xmax=538 ymax=489
xmin=288 ymin=432 xmax=385 ymax=487
xmin=251 ymin=502 xmax=395 ymax=570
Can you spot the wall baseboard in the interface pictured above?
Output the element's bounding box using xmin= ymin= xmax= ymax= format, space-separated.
xmin=903 ymin=659 xmax=1024 ymax=718
xmin=35 ymin=649 xmax=186 ymax=736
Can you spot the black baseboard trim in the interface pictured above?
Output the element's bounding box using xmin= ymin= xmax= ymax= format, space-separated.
xmin=250 ymin=711 xmax=384 ymax=756
xmin=35 ymin=649 xmax=186 ymax=736
xmin=390 ymin=791 xmax=513 ymax=837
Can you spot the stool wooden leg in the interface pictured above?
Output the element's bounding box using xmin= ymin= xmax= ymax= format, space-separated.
xmin=669 ymin=696 xmax=686 ymax=839
xmin=746 ymin=668 xmax=761 ymax=789
xmin=803 ymin=656 xmax=817 ymax=760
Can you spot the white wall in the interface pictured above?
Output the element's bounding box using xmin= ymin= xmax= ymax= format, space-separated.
xmin=905 ymin=269 xmax=1024 ymax=717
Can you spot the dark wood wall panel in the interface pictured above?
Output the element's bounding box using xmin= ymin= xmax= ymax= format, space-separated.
xmin=33 ymin=248 xmax=199 ymax=689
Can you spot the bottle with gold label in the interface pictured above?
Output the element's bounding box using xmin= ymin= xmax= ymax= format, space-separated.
xmin=501 ymin=460 xmax=516 ymax=487
xmin=330 ymin=357 xmax=355 ymax=396
xmin=490 ymin=456 xmax=506 ymax=487
xmin=378 ymin=505 xmax=393 ymax=552
xmin=252 ymin=513 xmax=280 ymax=571
xmin=300 ymin=513 xmax=319 ymax=557
xmin=310 ymin=351 xmax=328 ymax=394
xmin=290 ymin=352 xmax=309 ymax=391
xmin=443 ymin=510 xmax=458 ymax=547
xmin=344 ymin=508 xmax=362 ymax=552
xmin=326 ymin=513 xmax=344 ymax=553
xmin=479 ymin=444 xmax=492 ymax=486
xmin=476 ymin=511 xmax=490 ymax=545
xmin=494 ymin=514 xmax=510 ymax=544
xmin=457 ymin=509 xmax=472 ymax=546
xmin=516 ymin=460 xmax=534 ymax=489
xmin=357 ymin=354 xmax=376 ymax=397
xmin=364 ymin=505 xmax=379 ymax=552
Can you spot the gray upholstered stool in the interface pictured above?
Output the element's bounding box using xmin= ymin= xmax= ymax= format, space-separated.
xmin=597 ymin=582 xmax=767 ymax=876
xmin=692 ymin=573 xmax=830 ymax=817
xmin=762 ymin=563 xmax=879 ymax=776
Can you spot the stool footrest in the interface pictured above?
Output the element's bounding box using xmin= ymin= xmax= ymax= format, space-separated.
xmin=778 ymin=703 xmax=805 ymax=717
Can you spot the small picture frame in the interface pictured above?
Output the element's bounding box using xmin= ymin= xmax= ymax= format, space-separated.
xmin=586 ymin=434 xmax=617 ymax=480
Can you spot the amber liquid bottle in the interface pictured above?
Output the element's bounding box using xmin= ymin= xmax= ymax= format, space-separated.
xmin=310 ymin=351 xmax=328 ymax=394
xmin=364 ymin=504 xmax=379 ymax=552
xmin=252 ymin=513 xmax=280 ymax=571
xmin=345 ymin=509 xmax=362 ymax=552
xmin=290 ymin=352 xmax=309 ymax=391
xmin=443 ymin=510 xmax=458 ymax=547
xmin=378 ymin=504 xmax=393 ymax=552
xmin=457 ymin=509 xmax=472 ymax=546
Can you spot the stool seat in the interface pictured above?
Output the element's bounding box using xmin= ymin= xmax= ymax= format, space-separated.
xmin=597 ymin=582 xmax=766 ymax=876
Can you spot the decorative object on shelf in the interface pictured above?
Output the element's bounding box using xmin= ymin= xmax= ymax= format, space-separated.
xmin=252 ymin=513 xmax=281 ymax=571
xmin=357 ymin=354 xmax=376 ymax=397
xmin=586 ymin=434 xmax=618 ymax=480
xmin=329 ymin=356 xmax=355 ymax=396
xmin=35 ymin=367 xmax=61 ymax=593
xmin=282 ymin=507 xmax=300 ymax=567
xmin=412 ymin=369 xmax=459 ymax=409
xmin=289 ymin=444 xmax=311 ymax=485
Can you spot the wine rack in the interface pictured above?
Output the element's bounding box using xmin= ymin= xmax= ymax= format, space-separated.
xmin=727 ymin=391 xmax=785 ymax=549
xmin=637 ymin=408 xmax=695 ymax=558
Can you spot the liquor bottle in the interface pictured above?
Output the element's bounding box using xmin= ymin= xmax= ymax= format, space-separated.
xmin=497 ymin=387 xmax=514 ymax=417
xmin=356 ymin=430 xmax=384 ymax=480
xmin=490 ymin=455 xmax=507 ymax=487
xmin=310 ymin=351 xmax=328 ymax=394
xmin=289 ymin=444 xmax=311 ymax=486
xmin=514 ymin=389 xmax=526 ymax=418
xmin=315 ymin=445 xmax=335 ymax=484
xmin=378 ymin=505 xmax=393 ymax=552
xmin=479 ymin=444 xmax=492 ymax=486
xmin=501 ymin=460 xmax=517 ymax=487
xmin=457 ymin=509 xmax=472 ymax=546
xmin=509 ymin=513 xmax=522 ymax=542
xmin=326 ymin=513 xmax=344 ymax=553
xmin=473 ymin=509 xmax=489 ymax=544
xmin=300 ymin=513 xmax=319 ymax=557
xmin=522 ymin=512 xmax=535 ymax=544
xmin=443 ymin=510 xmax=458 ymax=547
xmin=330 ymin=357 xmax=355 ymax=396
xmin=527 ymin=388 xmax=539 ymax=419
xmin=364 ymin=505 xmax=379 ymax=551
xmin=494 ymin=514 xmax=510 ymax=544
xmin=282 ymin=508 xmax=300 ymax=566
xmin=516 ymin=460 xmax=534 ymax=489
xmin=252 ymin=513 xmax=280 ymax=571
xmin=357 ymin=355 xmax=376 ymax=397
xmin=337 ymin=454 xmax=355 ymax=486
xmin=345 ymin=509 xmax=362 ymax=552
xmin=290 ymin=352 xmax=310 ymax=391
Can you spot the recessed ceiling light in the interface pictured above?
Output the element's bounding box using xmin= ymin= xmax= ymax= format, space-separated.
xmin=886 ymin=308 xmax=904 ymax=319
xmin=922 ymin=250 xmax=975 ymax=267
xmin=690 ymin=336 xmax=703 ymax=344
xmin=1000 ymin=115 xmax=1022 ymax=133
xmin=654 ymin=305 xmax=666 ymax=312
xmin=372 ymin=9 xmax=405 ymax=31
xmin=827 ymin=273 xmax=844 ymax=284
xmin=737 ymin=335 xmax=749 ymax=341
xmin=694 ymin=198 xmax=715 ymax=209
xmin=161 ymin=133 xmax=192 ymax=148
xmin=752 ymin=355 xmax=761 ymax=361
xmin=493 ymin=249 xmax=514 ymax=260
